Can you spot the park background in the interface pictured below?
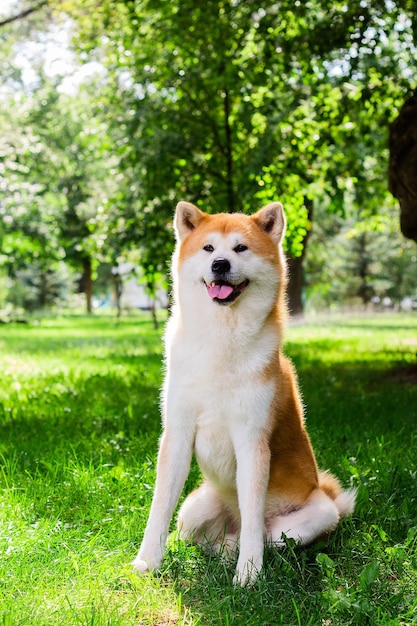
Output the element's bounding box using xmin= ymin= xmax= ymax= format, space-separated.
xmin=1 ymin=0 xmax=417 ymax=319
xmin=1 ymin=2 xmax=417 ymax=625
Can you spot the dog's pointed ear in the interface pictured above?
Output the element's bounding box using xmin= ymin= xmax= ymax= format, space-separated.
xmin=174 ymin=201 xmax=206 ymax=242
xmin=252 ymin=202 xmax=286 ymax=244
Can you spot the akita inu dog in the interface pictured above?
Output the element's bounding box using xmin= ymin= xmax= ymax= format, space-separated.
xmin=133 ymin=201 xmax=356 ymax=586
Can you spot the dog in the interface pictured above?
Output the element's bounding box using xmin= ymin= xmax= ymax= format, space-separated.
xmin=133 ymin=200 xmax=356 ymax=586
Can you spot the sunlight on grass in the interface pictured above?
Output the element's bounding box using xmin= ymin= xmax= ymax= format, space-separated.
xmin=1 ymin=312 xmax=416 ymax=624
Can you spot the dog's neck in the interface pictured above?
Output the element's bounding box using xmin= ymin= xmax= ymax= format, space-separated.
xmin=170 ymin=287 xmax=285 ymax=347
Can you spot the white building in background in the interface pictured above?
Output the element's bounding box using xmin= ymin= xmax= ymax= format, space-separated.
xmin=112 ymin=263 xmax=168 ymax=311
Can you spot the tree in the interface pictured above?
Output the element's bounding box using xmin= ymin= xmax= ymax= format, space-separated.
xmin=389 ymin=91 xmax=417 ymax=243
xmin=0 ymin=0 xmax=121 ymax=313
xmin=62 ymin=0 xmax=416 ymax=314
xmin=305 ymin=203 xmax=417 ymax=310
xmin=0 ymin=74 xmax=114 ymax=312
xmin=2 ymin=1 xmax=416 ymax=314
xmin=0 ymin=93 xmax=65 ymax=306
xmin=35 ymin=87 xmax=114 ymax=313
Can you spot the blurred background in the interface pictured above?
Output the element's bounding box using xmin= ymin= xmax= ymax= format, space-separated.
xmin=0 ymin=0 xmax=416 ymax=320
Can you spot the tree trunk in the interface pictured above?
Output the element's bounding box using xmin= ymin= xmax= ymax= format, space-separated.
xmin=389 ymin=91 xmax=417 ymax=243
xmin=149 ymin=299 xmax=159 ymax=330
xmin=83 ymin=257 xmax=93 ymax=314
xmin=286 ymin=256 xmax=305 ymax=316
xmin=286 ymin=198 xmax=313 ymax=317
xmin=114 ymin=274 xmax=123 ymax=318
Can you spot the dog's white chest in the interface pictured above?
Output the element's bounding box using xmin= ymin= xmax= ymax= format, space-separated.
xmin=194 ymin=409 xmax=237 ymax=491
xmin=164 ymin=314 xmax=277 ymax=492
xmin=187 ymin=359 xmax=274 ymax=492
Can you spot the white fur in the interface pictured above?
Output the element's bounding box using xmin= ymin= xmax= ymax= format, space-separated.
xmin=267 ymin=489 xmax=340 ymax=546
xmin=334 ymin=488 xmax=357 ymax=517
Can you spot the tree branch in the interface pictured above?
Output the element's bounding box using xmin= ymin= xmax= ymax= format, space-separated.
xmin=0 ymin=2 xmax=48 ymax=28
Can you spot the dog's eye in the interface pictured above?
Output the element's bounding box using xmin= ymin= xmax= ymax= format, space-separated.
xmin=203 ymin=244 xmax=214 ymax=252
xmin=234 ymin=244 xmax=248 ymax=253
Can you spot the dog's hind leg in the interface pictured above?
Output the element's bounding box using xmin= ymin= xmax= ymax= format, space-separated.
xmin=267 ymin=488 xmax=340 ymax=547
xmin=177 ymin=481 xmax=238 ymax=555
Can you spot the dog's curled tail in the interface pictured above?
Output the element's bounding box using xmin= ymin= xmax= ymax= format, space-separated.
xmin=318 ymin=470 xmax=357 ymax=518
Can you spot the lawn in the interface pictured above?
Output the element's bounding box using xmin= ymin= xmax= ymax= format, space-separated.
xmin=0 ymin=312 xmax=416 ymax=625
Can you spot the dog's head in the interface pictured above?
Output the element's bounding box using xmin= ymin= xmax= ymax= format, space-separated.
xmin=173 ymin=201 xmax=286 ymax=308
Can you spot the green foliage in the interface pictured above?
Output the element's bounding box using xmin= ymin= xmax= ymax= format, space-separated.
xmin=0 ymin=314 xmax=417 ymax=624
xmin=0 ymin=68 xmax=117 ymax=309
xmin=6 ymin=262 xmax=71 ymax=311
xmin=1 ymin=1 xmax=417 ymax=310
xmin=61 ymin=0 xmax=416 ymax=278
xmin=306 ymin=203 xmax=417 ymax=308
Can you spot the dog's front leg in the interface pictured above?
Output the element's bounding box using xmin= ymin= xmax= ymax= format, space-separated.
xmin=133 ymin=428 xmax=193 ymax=573
xmin=233 ymin=436 xmax=270 ymax=586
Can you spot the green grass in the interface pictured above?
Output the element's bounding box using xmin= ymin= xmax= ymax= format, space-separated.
xmin=1 ymin=312 xmax=416 ymax=625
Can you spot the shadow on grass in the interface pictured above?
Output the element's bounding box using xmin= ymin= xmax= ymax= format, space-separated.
xmin=164 ymin=516 xmax=413 ymax=626
xmin=0 ymin=361 xmax=162 ymax=467
xmin=0 ymin=316 xmax=165 ymax=484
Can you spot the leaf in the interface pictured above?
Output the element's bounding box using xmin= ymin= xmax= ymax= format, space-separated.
xmin=316 ymin=552 xmax=335 ymax=571
xmin=359 ymin=560 xmax=380 ymax=588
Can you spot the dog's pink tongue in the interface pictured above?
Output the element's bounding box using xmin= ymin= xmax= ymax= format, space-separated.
xmin=207 ymin=283 xmax=234 ymax=299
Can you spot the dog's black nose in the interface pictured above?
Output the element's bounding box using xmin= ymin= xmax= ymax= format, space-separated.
xmin=211 ymin=258 xmax=231 ymax=274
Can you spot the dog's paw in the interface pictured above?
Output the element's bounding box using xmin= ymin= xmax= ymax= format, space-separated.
xmin=233 ymin=559 xmax=260 ymax=587
xmin=132 ymin=558 xmax=151 ymax=574
xmin=233 ymin=568 xmax=257 ymax=587
xmin=132 ymin=542 xmax=164 ymax=575
xmin=233 ymin=554 xmax=262 ymax=587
